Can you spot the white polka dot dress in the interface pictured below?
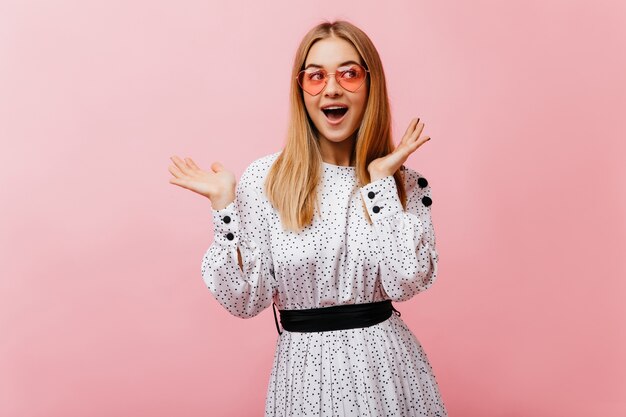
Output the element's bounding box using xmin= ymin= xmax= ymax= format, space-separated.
xmin=201 ymin=151 xmax=448 ymax=416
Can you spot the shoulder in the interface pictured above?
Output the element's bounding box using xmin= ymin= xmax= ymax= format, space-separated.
xmin=238 ymin=151 xmax=281 ymax=193
xmin=244 ymin=151 xmax=281 ymax=175
xmin=400 ymin=165 xmax=433 ymax=207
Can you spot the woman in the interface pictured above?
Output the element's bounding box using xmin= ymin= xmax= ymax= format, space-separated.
xmin=168 ymin=20 xmax=448 ymax=417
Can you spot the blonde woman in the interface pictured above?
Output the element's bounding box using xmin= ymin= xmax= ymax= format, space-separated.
xmin=169 ymin=20 xmax=447 ymax=417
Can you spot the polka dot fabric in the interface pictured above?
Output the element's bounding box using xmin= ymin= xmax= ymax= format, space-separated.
xmin=201 ymin=152 xmax=447 ymax=416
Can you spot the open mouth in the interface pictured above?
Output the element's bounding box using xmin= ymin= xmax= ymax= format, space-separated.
xmin=321 ymin=106 xmax=349 ymax=122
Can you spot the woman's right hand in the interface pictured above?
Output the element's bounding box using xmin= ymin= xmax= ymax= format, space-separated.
xmin=168 ymin=155 xmax=236 ymax=210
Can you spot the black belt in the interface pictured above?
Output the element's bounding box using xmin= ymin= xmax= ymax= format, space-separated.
xmin=272 ymin=300 xmax=401 ymax=335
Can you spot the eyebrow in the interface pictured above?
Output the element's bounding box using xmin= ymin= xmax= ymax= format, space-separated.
xmin=304 ymin=60 xmax=361 ymax=70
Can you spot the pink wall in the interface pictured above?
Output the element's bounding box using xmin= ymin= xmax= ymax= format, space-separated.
xmin=1 ymin=0 xmax=625 ymax=416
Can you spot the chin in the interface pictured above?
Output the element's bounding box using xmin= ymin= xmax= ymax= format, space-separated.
xmin=316 ymin=126 xmax=358 ymax=143
xmin=323 ymin=133 xmax=349 ymax=142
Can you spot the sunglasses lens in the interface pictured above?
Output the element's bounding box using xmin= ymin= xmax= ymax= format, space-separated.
xmin=298 ymin=69 xmax=326 ymax=95
xmin=337 ymin=65 xmax=367 ymax=92
xmin=297 ymin=64 xmax=368 ymax=95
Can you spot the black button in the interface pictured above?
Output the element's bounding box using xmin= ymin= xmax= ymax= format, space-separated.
xmin=223 ymin=215 xmax=231 ymax=223
xmin=417 ymin=177 xmax=428 ymax=188
xmin=226 ymin=232 xmax=234 ymax=240
xmin=422 ymin=196 xmax=432 ymax=207
xmin=367 ymin=191 xmax=375 ymax=199
xmin=373 ymin=206 xmax=380 ymax=213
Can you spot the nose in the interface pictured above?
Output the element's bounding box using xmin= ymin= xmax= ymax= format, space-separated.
xmin=324 ymin=74 xmax=342 ymax=97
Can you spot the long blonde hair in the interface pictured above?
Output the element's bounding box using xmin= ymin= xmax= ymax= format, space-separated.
xmin=265 ymin=20 xmax=407 ymax=232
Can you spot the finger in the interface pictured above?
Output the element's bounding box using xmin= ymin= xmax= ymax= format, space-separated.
xmin=186 ymin=157 xmax=202 ymax=171
xmin=211 ymin=161 xmax=224 ymax=173
xmin=168 ymin=164 xmax=185 ymax=178
xmin=170 ymin=155 xmax=192 ymax=176
xmin=169 ymin=177 xmax=186 ymax=187
xmin=410 ymin=135 xmax=431 ymax=151
xmin=402 ymin=117 xmax=420 ymax=144
xmin=403 ymin=117 xmax=419 ymax=137
xmin=168 ymin=176 xmax=193 ymax=190
xmin=408 ymin=122 xmax=425 ymax=144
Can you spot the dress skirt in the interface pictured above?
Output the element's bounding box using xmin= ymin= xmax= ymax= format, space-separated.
xmin=264 ymin=312 xmax=448 ymax=417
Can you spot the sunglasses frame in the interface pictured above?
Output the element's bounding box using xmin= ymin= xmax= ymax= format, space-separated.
xmin=296 ymin=63 xmax=370 ymax=96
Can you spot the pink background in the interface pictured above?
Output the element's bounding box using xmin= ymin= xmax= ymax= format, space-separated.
xmin=1 ymin=0 xmax=625 ymax=416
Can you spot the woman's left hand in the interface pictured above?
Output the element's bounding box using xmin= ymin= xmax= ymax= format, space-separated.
xmin=367 ymin=117 xmax=431 ymax=182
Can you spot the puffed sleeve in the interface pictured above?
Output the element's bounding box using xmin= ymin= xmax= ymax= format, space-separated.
xmin=359 ymin=167 xmax=439 ymax=302
xmin=200 ymin=162 xmax=277 ymax=318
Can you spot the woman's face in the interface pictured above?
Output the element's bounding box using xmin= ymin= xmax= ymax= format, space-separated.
xmin=302 ymin=37 xmax=369 ymax=145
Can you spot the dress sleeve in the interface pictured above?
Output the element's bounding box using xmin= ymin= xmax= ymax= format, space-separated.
xmin=359 ymin=168 xmax=439 ymax=302
xmin=200 ymin=164 xmax=277 ymax=318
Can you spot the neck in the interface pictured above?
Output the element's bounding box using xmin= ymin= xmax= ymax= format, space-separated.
xmin=318 ymin=133 xmax=356 ymax=167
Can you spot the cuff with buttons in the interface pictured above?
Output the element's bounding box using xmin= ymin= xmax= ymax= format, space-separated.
xmin=359 ymin=175 xmax=404 ymax=221
xmin=416 ymin=176 xmax=432 ymax=207
xmin=211 ymin=200 xmax=239 ymax=245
